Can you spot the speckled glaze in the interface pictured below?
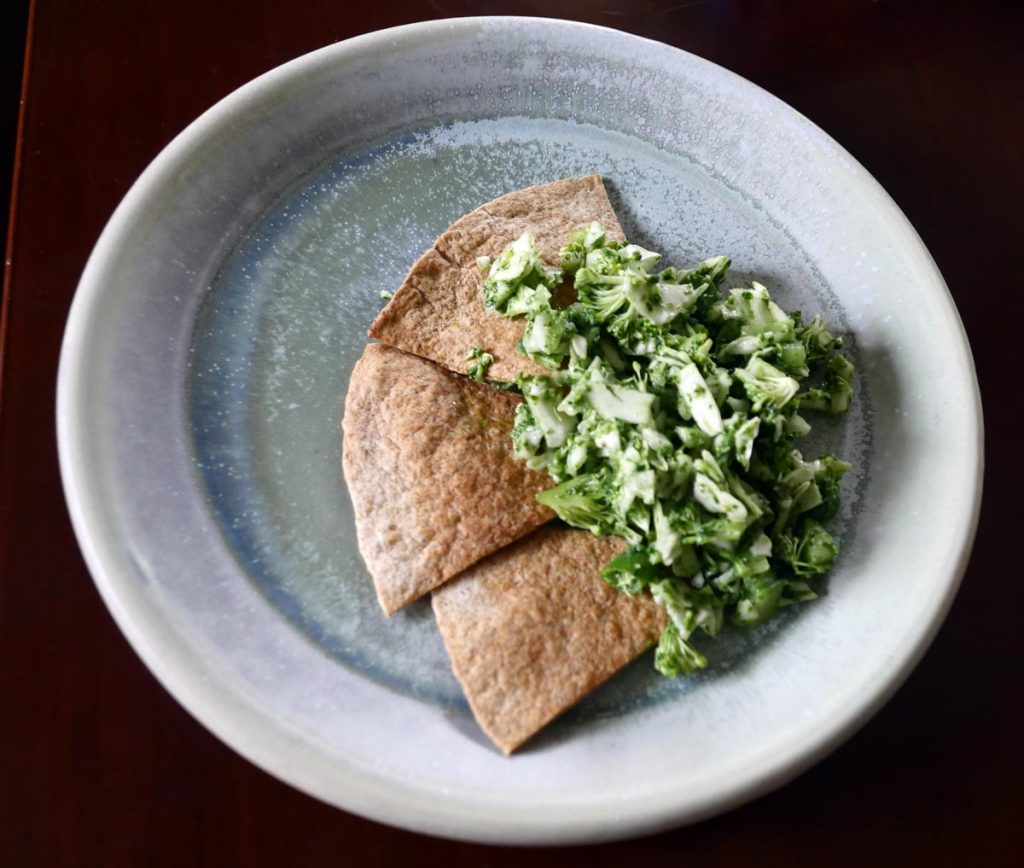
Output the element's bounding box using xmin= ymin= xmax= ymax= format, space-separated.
xmin=57 ymin=18 xmax=982 ymax=845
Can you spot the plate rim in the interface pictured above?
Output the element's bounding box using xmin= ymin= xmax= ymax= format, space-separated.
xmin=56 ymin=15 xmax=984 ymax=844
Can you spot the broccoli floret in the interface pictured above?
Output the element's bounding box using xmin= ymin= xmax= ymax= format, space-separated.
xmin=557 ymin=357 xmax=655 ymax=426
xmin=734 ymin=356 xmax=800 ymax=416
xmin=650 ymin=580 xmax=724 ymax=676
xmin=660 ymin=254 xmax=730 ymax=298
xmin=714 ymin=414 xmax=760 ymax=471
xmin=575 ymin=272 xmax=638 ymax=323
xmin=601 ymin=545 xmax=662 ymax=594
xmin=659 ymin=501 xmax=740 ymax=547
xmin=795 ymin=354 xmax=854 ymax=415
xmin=559 ymin=221 xmax=607 ymax=274
xmin=730 ymin=573 xmax=786 ymax=626
xmin=775 ymin=518 xmax=839 ymax=578
xmin=772 ymin=468 xmax=821 ymax=536
xmin=518 ymin=290 xmax=577 ymax=370
xmin=515 ymin=374 xmax=574 ymax=453
xmin=824 ymin=354 xmax=854 ymax=414
xmin=691 ymin=451 xmax=749 ymax=539
xmin=712 ymin=283 xmax=792 ymax=334
xmin=481 ymin=232 xmax=561 ymax=314
xmin=575 ymin=239 xmax=711 ymax=329
xmin=796 ymin=313 xmax=843 ymax=365
xmin=465 ymin=347 xmax=494 ymax=382
xmin=534 ymin=472 xmax=627 ymax=539
xmin=806 ymin=454 xmax=850 ymax=523
xmin=647 ymin=346 xmax=724 ymax=437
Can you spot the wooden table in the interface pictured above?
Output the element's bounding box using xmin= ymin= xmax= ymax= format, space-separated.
xmin=2 ymin=1 xmax=1020 ymax=863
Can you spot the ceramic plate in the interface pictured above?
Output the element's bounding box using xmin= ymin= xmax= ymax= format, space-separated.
xmin=57 ymin=18 xmax=982 ymax=844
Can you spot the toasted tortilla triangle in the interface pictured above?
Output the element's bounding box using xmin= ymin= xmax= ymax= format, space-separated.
xmin=432 ymin=526 xmax=667 ymax=754
xmin=369 ymin=176 xmax=625 ymax=381
xmin=341 ymin=343 xmax=554 ymax=614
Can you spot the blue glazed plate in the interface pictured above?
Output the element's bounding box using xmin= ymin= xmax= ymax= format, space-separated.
xmin=58 ymin=18 xmax=981 ymax=844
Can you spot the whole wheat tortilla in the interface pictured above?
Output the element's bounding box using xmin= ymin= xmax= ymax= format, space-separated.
xmin=432 ymin=526 xmax=667 ymax=754
xmin=369 ymin=176 xmax=625 ymax=382
xmin=341 ymin=343 xmax=554 ymax=614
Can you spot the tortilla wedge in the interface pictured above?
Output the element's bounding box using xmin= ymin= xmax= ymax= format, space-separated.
xmin=341 ymin=343 xmax=554 ymax=614
xmin=432 ymin=526 xmax=667 ymax=754
xmin=368 ymin=175 xmax=625 ymax=382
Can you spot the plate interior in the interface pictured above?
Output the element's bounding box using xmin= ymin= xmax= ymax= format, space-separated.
xmin=189 ymin=116 xmax=871 ymax=721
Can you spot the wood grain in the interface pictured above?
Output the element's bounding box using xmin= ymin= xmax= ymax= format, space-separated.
xmin=1 ymin=1 xmax=1021 ymax=864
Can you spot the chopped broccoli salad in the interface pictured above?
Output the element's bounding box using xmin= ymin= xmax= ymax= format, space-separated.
xmin=479 ymin=224 xmax=854 ymax=676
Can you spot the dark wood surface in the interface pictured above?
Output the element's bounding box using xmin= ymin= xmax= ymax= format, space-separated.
xmin=2 ymin=1 xmax=1021 ymax=864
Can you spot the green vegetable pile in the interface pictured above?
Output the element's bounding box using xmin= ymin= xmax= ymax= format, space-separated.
xmin=479 ymin=224 xmax=854 ymax=676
